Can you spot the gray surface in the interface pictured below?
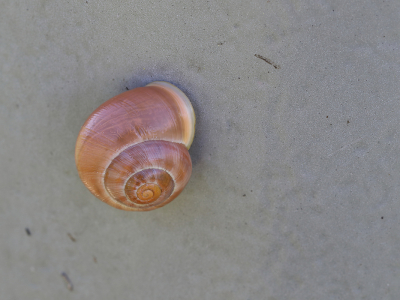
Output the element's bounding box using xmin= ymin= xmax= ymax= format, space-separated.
xmin=1 ymin=0 xmax=400 ymax=299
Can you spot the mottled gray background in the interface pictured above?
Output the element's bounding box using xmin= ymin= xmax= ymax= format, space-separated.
xmin=1 ymin=0 xmax=400 ymax=299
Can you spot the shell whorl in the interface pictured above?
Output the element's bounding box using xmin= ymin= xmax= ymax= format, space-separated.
xmin=75 ymin=82 xmax=195 ymax=211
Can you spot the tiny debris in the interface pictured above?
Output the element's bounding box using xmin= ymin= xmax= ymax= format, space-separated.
xmin=25 ymin=228 xmax=31 ymax=236
xmin=126 ymin=87 xmax=129 ymax=90
xmin=93 ymin=255 xmax=97 ymax=263
xmin=381 ymin=216 xmax=384 ymax=219
xmin=243 ymin=194 xmax=246 ymax=197
xmin=254 ymin=54 xmax=280 ymax=69
xmin=61 ymin=272 xmax=73 ymax=291
xmin=347 ymin=120 xmax=350 ymax=124
xmin=67 ymin=233 xmax=76 ymax=242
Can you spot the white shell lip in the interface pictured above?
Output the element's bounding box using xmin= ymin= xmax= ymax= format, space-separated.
xmin=146 ymin=81 xmax=196 ymax=149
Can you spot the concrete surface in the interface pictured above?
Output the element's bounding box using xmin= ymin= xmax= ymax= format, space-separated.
xmin=1 ymin=0 xmax=400 ymax=299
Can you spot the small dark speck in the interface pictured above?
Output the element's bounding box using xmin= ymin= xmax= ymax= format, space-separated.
xmin=25 ymin=228 xmax=31 ymax=236
xmin=326 ymin=116 xmax=328 ymax=118
xmin=67 ymin=233 xmax=76 ymax=242
xmin=61 ymin=272 xmax=73 ymax=291
xmin=381 ymin=216 xmax=384 ymax=219
xmin=251 ymin=190 xmax=253 ymax=192
xmin=93 ymin=256 xmax=97 ymax=263
xmin=243 ymin=194 xmax=246 ymax=197
xmin=330 ymin=124 xmax=332 ymax=125
xmin=238 ymin=77 xmax=240 ymax=79
xmin=347 ymin=120 xmax=350 ymax=124
xmin=126 ymin=87 xmax=129 ymax=90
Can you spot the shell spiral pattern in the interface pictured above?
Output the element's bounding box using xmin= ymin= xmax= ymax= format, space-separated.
xmin=75 ymin=81 xmax=195 ymax=211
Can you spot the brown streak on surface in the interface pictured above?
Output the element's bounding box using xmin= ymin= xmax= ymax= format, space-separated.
xmin=254 ymin=54 xmax=281 ymax=69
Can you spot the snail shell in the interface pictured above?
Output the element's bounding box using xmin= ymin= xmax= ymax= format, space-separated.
xmin=75 ymin=81 xmax=195 ymax=211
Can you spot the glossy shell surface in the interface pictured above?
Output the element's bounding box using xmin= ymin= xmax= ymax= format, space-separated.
xmin=75 ymin=81 xmax=195 ymax=211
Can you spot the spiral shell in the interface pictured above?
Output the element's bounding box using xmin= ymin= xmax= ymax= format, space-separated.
xmin=75 ymin=81 xmax=195 ymax=211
